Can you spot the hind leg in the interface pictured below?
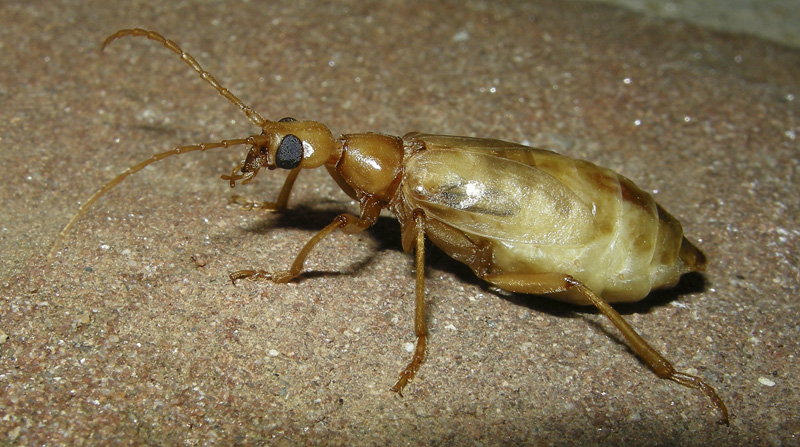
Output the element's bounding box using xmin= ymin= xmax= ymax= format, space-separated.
xmin=483 ymin=272 xmax=729 ymax=425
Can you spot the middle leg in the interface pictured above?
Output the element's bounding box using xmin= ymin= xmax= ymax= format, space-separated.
xmin=391 ymin=210 xmax=429 ymax=395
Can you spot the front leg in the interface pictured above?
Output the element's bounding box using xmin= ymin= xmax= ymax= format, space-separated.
xmin=231 ymin=212 xmax=374 ymax=284
xmin=227 ymin=167 xmax=301 ymax=212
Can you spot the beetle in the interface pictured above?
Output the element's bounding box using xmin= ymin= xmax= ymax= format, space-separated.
xmin=49 ymin=28 xmax=729 ymax=425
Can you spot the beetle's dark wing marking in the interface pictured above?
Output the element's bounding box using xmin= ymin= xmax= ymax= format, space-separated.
xmin=434 ymin=180 xmax=517 ymax=217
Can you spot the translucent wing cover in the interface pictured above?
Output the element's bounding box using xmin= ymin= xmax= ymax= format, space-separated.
xmin=403 ymin=146 xmax=594 ymax=246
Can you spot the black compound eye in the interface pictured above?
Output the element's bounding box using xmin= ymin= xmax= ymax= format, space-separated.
xmin=275 ymin=134 xmax=303 ymax=169
xmin=278 ymin=117 xmax=297 ymax=122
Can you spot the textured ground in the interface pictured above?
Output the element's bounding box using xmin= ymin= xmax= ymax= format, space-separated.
xmin=1 ymin=0 xmax=798 ymax=445
xmin=586 ymin=0 xmax=800 ymax=49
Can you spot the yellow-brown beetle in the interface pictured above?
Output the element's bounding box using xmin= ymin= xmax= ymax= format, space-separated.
xmin=49 ymin=29 xmax=728 ymax=425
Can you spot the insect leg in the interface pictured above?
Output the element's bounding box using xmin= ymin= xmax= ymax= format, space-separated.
xmin=482 ymin=272 xmax=730 ymax=425
xmin=230 ymin=212 xmax=375 ymax=284
xmin=229 ymin=167 xmax=301 ymax=211
xmin=101 ymin=28 xmax=267 ymax=128
xmin=391 ymin=210 xmax=428 ymax=396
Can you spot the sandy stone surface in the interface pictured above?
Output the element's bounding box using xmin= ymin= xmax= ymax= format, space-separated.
xmin=1 ymin=0 xmax=798 ymax=445
xmin=586 ymin=0 xmax=800 ymax=50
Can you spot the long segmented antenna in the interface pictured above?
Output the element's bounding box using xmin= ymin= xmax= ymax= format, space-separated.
xmin=48 ymin=136 xmax=267 ymax=260
xmin=102 ymin=28 xmax=268 ymax=128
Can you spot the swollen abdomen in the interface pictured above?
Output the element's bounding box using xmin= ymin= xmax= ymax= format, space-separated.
xmin=536 ymin=157 xmax=699 ymax=302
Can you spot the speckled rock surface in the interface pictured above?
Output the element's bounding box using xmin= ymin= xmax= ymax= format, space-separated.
xmin=1 ymin=1 xmax=798 ymax=445
xmin=585 ymin=0 xmax=800 ymax=49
